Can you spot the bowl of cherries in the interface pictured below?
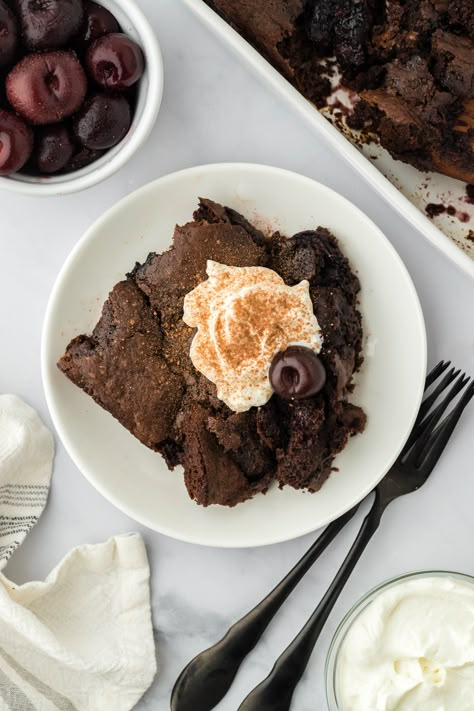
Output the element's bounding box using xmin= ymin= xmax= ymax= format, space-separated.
xmin=0 ymin=0 xmax=162 ymax=194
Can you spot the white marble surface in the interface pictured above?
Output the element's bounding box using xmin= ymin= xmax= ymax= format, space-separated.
xmin=0 ymin=0 xmax=473 ymax=709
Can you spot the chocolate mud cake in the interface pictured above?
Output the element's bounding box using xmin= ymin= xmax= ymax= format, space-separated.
xmin=58 ymin=200 xmax=366 ymax=507
xmin=205 ymin=0 xmax=474 ymax=183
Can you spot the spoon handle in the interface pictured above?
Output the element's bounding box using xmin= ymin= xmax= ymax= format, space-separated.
xmin=170 ymin=505 xmax=360 ymax=711
xmin=238 ymin=502 xmax=384 ymax=711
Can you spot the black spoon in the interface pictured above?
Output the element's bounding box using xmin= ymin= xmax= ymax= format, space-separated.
xmin=170 ymin=505 xmax=360 ymax=711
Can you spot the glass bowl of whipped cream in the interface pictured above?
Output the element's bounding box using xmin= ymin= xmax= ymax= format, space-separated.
xmin=326 ymin=571 xmax=474 ymax=711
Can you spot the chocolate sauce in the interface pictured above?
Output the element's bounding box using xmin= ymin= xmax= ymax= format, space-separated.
xmin=426 ymin=203 xmax=445 ymax=218
xmin=426 ymin=203 xmax=470 ymax=223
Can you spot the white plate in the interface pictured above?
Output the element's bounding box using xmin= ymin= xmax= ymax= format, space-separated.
xmin=42 ymin=163 xmax=427 ymax=548
xmin=182 ymin=0 xmax=474 ymax=278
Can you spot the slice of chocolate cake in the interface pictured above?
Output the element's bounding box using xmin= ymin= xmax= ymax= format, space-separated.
xmin=206 ymin=0 xmax=304 ymax=80
xmin=58 ymin=200 xmax=366 ymax=507
xmin=205 ymin=0 xmax=474 ymax=182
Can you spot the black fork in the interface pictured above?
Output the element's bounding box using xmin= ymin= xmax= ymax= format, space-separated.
xmin=170 ymin=362 xmax=474 ymax=711
xmin=238 ymin=363 xmax=474 ymax=711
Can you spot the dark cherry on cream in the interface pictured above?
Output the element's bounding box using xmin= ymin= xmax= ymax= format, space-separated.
xmin=86 ymin=33 xmax=144 ymax=90
xmin=6 ymin=50 xmax=87 ymax=124
xmin=0 ymin=0 xmax=18 ymax=67
xmin=269 ymin=346 xmax=327 ymax=400
xmin=0 ymin=108 xmax=33 ymax=174
xmin=77 ymin=0 xmax=119 ymax=48
xmin=16 ymin=0 xmax=84 ymax=51
xmin=35 ymin=123 xmax=74 ymax=173
xmin=73 ymin=91 xmax=131 ymax=149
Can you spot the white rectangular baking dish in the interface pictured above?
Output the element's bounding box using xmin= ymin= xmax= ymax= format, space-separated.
xmin=182 ymin=0 xmax=474 ymax=278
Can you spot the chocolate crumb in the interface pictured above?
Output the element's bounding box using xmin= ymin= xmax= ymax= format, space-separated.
xmin=426 ymin=203 xmax=446 ymax=218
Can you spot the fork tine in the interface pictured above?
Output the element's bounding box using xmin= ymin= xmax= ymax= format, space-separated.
xmin=402 ymin=366 xmax=461 ymax=455
xmin=421 ymin=372 xmax=470 ymax=428
xmin=425 ymin=360 xmax=450 ymax=389
xmin=419 ymin=380 xmax=474 ymax=473
xmin=417 ymin=366 xmax=460 ymax=424
xmin=430 ymin=379 xmax=474 ymax=441
xmin=406 ymin=372 xmax=470 ymax=464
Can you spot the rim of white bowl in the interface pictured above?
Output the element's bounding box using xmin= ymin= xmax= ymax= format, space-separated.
xmin=0 ymin=0 xmax=163 ymax=196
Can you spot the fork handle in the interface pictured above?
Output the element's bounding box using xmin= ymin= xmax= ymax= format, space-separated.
xmin=171 ymin=506 xmax=360 ymax=711
xmin=238 ymin=500 xmax=384 ymax=711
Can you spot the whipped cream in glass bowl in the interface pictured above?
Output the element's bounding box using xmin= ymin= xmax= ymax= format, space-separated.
xmin=326 ymin=571 xmax=474 ymax=711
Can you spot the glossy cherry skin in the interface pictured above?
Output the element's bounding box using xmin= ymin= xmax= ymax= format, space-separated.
xmin=86 ymin=33 xmax=144 ymax=90
xmin=77 ymin=0 xmax=119 ymax=48
xmin=63 ymin=144 xmax=102 ymax=172
xmin=6 ymin=50 xmax=87 ymax=124
xmin=16 ymin=0 xmax=84 ymax=51
xmin=269 ymin=346 xmax=327 ymax=400
xmin=0 ymin=108 xmax=33 ymax=174
xmin=72 ymin=91 xmax=130 ymax=149
xmin=35 ymin=123 xmax=74 ymax=173
xmin=0 ymin=73 xmax=7 ymax=107
xmin=0 ymin=0 xmax=18 ymax=67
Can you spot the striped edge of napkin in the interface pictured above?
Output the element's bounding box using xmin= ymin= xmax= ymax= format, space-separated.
xmin=0 ymin=533 xmax=157 ymax=711
xmin=0 ymin=395 xmax=54 ymax=570
xmin=0 ymin=395 xmax=157 ymax=709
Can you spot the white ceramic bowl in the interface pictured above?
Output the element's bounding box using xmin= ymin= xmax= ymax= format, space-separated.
xmin=0 ymin=0 xmax=163 ymax=196
xmin=42 ymin=163 xmax=427 ymax=547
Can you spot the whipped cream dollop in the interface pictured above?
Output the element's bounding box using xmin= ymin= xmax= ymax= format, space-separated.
xmin=183 ymin=261 xmax=323 ymax=412
xmin=337 ymin=576 xmax=474 ymax=711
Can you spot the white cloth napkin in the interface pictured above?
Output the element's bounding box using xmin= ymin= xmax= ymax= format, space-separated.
xmin=0 ymin=395 xmax=157 ymax=711
xmin=0 ymin=395 xmax=54 ymax=569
